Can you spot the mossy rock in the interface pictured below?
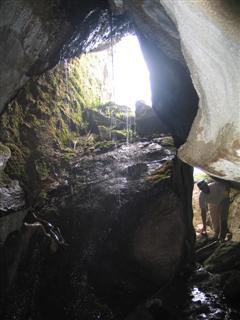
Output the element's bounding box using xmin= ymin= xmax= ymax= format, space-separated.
xmin=159 ymin=136 xmax=174 ymax=147
xmin=111 ymin=129 xmax=128 ymax=141
xmin=204 ymin=241 xmax=240 ymax=273
xmin=0 ymin=143 xmax=11 ymax=171
xmin=0 ymin=171 xmax=12 ymax=186
xmin=4 ymin=143 xmax=29 ymax=180
xmin=146 ymin=160 xmax=173 ymax=185
xmin=99 ymin=102 xmax=133 ymax=119
xmin=94 ymin=140 xmax=118 ymax=153
xmin=34 ymin=159 xmax=50 ymax=180
xmin=98 ymin=126 xmax=111 ymax=140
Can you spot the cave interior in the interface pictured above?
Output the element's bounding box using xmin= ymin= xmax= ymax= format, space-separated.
xmin=0 ymin=1 xmax=240 ymax=319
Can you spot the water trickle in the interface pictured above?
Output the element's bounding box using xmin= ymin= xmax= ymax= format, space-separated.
xmin=64 ymin=59 xmax=69 ymax=83
xmin=73 ymin=139 xmax=78 ymax=150
xmin=126 ymin=106 xmax=130 ymax=145
xmin=191 ymin=286 xmax=207 ymax=303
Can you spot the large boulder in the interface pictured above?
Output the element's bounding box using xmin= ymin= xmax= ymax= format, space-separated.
xmin=56 ymin=138 xmax=191 ymax=307
xmin=0 ymin=136 xmax=194 ymax=318
xmin=135 ymin=101 xmax=169 ymax=137
xmin=160 ymin=0 xmax=240 ymax=182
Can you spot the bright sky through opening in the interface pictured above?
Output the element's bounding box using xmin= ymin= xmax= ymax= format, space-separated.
xmin=112 ymin=35 xmax=152 ymax=111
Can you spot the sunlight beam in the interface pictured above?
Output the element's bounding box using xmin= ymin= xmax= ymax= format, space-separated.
xmin=112 ymin=35 xmax=152 ymax=111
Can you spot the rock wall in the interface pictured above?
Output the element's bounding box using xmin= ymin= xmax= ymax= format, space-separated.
xmin=0 ymin=0 xmax=70 ymax=113
xmin=0 ymin=0 xmax=119 ymax=115
xmin=0 ymin=51 xmax=115 ymax=206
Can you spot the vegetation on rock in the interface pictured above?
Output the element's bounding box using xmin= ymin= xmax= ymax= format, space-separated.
xmin=0 ymin=53 xmax=132 ymax=206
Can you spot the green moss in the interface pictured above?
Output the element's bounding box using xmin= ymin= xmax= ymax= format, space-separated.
xmin=193 ymin=171 xmax=212 ymax=183
xmin=94 ymin=140 xmax=118 ymax=153
xmin=55 ymin=121 xmax=75 ymax=148
xmin=0 ymin=171 xmax=12 ymax=186
xmin=4 ymin=143 xmax=29 ymax=180
xmin=146 ymin=160 xmax=173 ymax=184
xmin=160 ymin=136 xmax=174 ymax=147
xmin=111 ymin=129 xmax=128 ymax=141
xmin=0 ymin=143 xmax=11 ymax=159
xmin=34 ymin=159 xmax=50 ymax=180
xmin=0 ymin=51 xmax=134 ymax=207
xmin=99 ymin=102 xmax=133 ymax=119
xmin=61 ymin=149 xmax=77 ymax=162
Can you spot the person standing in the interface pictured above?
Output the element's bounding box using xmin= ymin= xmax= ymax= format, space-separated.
xmin=197 ymin=180 xmax=230 ymax=241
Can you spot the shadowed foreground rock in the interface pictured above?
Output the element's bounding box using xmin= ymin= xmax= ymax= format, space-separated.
xmin=1 ymin=137 xmax=195 ymax=319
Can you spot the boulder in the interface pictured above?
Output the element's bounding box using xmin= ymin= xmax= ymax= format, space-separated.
xmin=204 ymin=241 xmax=240 ymax=273
xmin=60 ymin=138 xmax=187 ymax=297
xmin=159 ymin=0 xmax=240 ymax=182
xmin=221 ymin=270 xmax=240 ymax=300
xmin=135 ymin=101 xmax=169 ymax=137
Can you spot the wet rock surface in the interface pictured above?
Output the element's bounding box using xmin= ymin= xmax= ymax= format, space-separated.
xmin=193 ymin=236 xmax=240 ymax=317
xmin=0 ymin=143 xmax=26 ymax=245
xmin=0 ymin=181 xmax=25 ymax=214
xmin=122 ymin=264 xmax=240 ymax=320
xmin=0 ymin=136 xmax=194 ymax=319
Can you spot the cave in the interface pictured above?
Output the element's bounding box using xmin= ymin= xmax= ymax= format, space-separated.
xmin=0 ymin=1 xmax=240 ymax=319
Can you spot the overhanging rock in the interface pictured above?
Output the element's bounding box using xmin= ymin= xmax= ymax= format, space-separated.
xmin=160 ymin=0 xmax=240 ymax=181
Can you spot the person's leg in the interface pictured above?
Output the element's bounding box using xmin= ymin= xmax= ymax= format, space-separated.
xmin=200 ymin=208 xmax=207 ymax=234
xmin=209 ymin=204 xmax=220 ymax=238
xmin=219 ymin=198 xmax=230 ymax=241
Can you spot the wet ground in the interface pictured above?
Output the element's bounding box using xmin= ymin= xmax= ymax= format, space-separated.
xmin=139 ymin=264 xmax=240 ymax=320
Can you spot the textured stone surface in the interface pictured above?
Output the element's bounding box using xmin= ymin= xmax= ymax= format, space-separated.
xmin=0 ymin=143 xmax=26 ymax=246
xmin=159 ymin=0 xmax=240 ymax=181
xmin=0 ymin=180 xmax=25 ymax=214
xmin=228 ymin=190 xmax=240 ymax=241
xmin=0 ymin=0 xmax=73 ymax=113
xmin=0 ymin=143 xmax=11 ymax=171
xmin=133 ymin=192 xmax=184 ymax=284
xmin=0 ymin=0 xmax=117 ymax=114
xmin=0 ymin=209 xmax=27 ymax=245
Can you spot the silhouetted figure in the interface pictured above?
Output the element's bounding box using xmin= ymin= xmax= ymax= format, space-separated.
xmin=197 ymin=180 xmax=230 ymax=241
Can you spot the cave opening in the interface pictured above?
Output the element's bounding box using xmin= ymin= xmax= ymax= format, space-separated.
xmin=0 ymin=1 xmax=240 ymax=319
